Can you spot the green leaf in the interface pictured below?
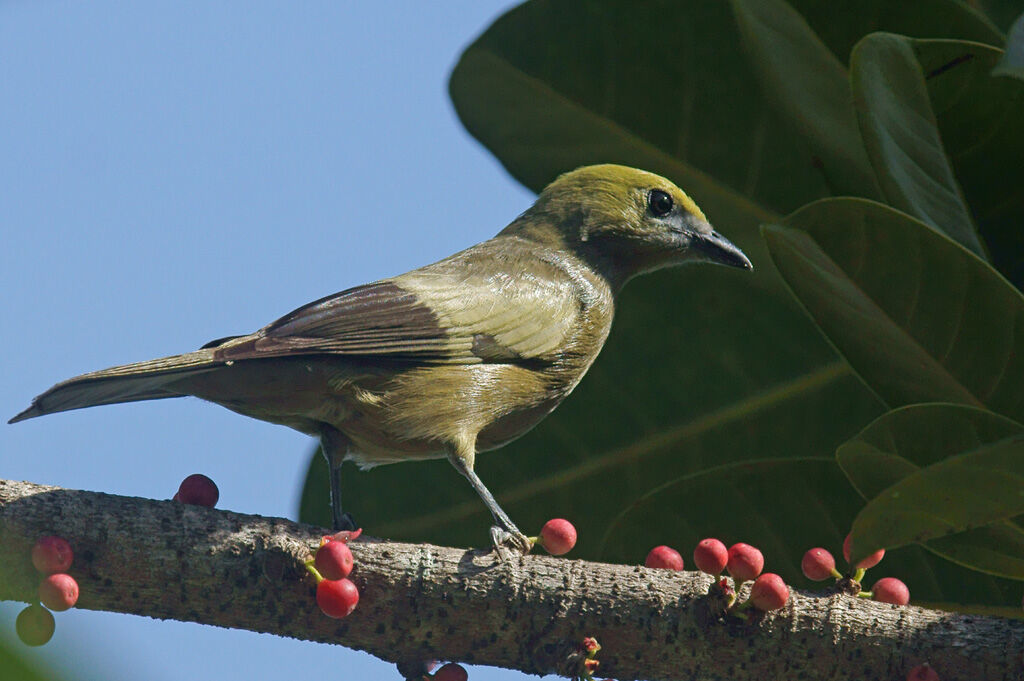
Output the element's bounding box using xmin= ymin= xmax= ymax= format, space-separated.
xmin=894 ymin=38 xmax=1024 ymax=292
xmin=838 ymin=404 xmax=1024 ymax=578
xmin=969 ymin=1 xmax=1023 ymax=34
xmin=300 ymin=274 xmax=883 ymax=553
xmin=599 ymin=457 xmax=1022 ymax=614
xmin=786 ymin=0 xmax=1003 ymax=59
xmin=913 ymin=39 xmax=1024 ymax=288
xmin=993 ymin=12 xmax=1024 ymax=79
xmin=848 ymin=429 xmax=1024 ymax=568
xmin=763 ymin=199 xmax=1024 ymax=422
xmin=729 ymin=0 xmax=881 ymax=199
xmin=851 ymin=33 xmax=985 ymax=257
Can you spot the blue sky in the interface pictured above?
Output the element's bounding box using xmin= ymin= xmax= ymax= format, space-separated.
xmin=0 ymin=2 xmax=560 ymax=679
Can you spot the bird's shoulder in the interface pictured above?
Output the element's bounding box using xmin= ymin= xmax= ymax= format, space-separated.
xmin=393 ymin=235 xmax=614 ymax=360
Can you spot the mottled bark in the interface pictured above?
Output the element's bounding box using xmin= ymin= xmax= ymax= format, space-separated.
xmin=0 ymin=479 xmax=1020 ymax=680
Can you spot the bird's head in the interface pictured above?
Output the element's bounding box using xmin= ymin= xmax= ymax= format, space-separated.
xmin=504 ymin=164 xmax=752 ymax=287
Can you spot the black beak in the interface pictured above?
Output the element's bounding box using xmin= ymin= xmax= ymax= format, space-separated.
xmin=691 ymin=222 xmax=753 ymax=271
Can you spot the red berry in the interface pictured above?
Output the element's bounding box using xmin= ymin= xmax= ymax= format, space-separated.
xmin=315 ymin=540 xmax=354 ymax=580
xmin=434 ymin=662 xmax=468 ymax=681
xmin=750 ymin=573 xmax=789 ymax=611
xmin=539 ymin=518 xmax=577 ymax=556
xmin=15 ymin=604 xmax=55 ymax=647
xmin=907 ymin=663 xmax=939 ymax=681
xmin=175 ymin=473 xmax=219 ymax=507
xmin=38 ymin=573 xmax=80 ymax=612
xmin=843 ymin=533 xmax=884 ymax=569
xmin=31 ymin=536 xmax=73 ymax=575
xmin=645 ymin=545 xmax=684 ymax=571
xmin=726 ymin=543 xmax=764 ymax=582
xmin=693 ymin=538 xmax=728 ymax=575
xmin=872 ymin=577 xmax=910 ymax=605
xmin=801 ymin=548 xmax=837 ymax=581
xmin=316 ymin=578 xmax=359 ymax=618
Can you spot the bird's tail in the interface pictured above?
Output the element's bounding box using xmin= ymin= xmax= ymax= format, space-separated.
xmin=8 ymin=349 xmax=222 ymax=424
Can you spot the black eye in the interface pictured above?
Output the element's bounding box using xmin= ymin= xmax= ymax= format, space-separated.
xmin=648 ymin=189 xmax=673 ymax=217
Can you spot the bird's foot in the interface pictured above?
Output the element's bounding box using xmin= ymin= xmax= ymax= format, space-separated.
xmin=332 ymin=510 xmax=358 ymax=532
xmin=490 ymin=525 xmax=533 ymax=555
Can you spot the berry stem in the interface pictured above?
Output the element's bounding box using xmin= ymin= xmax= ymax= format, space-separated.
xmin=729 ymin=599 xmax=751 ymax=621
xmin=304 ymin=559 xmax=325 ymax=583
xmin=853 ymin=567 xmax=866 ymax=583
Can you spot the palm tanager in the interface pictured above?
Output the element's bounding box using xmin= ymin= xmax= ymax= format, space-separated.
xmin=11 ymin=164 xmax=752 ymax=551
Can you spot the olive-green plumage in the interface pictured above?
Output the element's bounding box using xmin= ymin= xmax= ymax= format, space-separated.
xmin=10 ymin=164 xmax=751 ymax=550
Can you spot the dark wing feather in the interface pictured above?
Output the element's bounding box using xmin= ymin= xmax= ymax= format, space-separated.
xmin=210 ymin=237 xmax=590 ymax=367
xmin=213 ymin=281 xmax=460 ymax=363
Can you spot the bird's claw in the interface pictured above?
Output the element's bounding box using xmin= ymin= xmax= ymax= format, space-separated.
xmin=332 ymin=510 xmax=358 ymax=532
xmin=490 ymin=525 xmax=533 ymax=556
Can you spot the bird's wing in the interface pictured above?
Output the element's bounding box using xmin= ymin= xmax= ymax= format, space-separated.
xmin=211 ymin=239 xmax=588 ymax=366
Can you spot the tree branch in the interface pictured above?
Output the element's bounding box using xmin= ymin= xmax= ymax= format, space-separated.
xmin=0 ymin=479 xmax=1020 ymax=680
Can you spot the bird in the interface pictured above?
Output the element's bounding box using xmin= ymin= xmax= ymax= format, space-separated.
xmin=10 ymin=164 xmax=752 ymax=552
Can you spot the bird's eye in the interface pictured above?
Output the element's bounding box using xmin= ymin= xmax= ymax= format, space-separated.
xmin=648 ymin=189 xmax=673 ymax=217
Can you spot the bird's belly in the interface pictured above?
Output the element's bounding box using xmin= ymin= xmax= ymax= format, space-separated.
xmin=475 ymin=394 xmax=564 ymax=451
xmin=179 ymin=356 xmax=581 ymax=465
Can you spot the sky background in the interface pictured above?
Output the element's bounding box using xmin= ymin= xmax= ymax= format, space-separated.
xmin=0 ymin=2 xmax=560 ymax=679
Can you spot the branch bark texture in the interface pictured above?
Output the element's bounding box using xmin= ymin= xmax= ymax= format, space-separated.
xmin=0 ymin=479 xmax=1021 ymax=680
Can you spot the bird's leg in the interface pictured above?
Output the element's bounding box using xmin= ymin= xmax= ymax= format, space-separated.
xmin=320 ymin=425 xmax=357 ymax=532
xmin=446 ymin=440 xmax=531 ymax=554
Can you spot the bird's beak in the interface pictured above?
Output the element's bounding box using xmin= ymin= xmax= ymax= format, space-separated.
xmin=689 ymin=221 xmax=753 ymax=271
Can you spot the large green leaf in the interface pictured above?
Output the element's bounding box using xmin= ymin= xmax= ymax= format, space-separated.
xmin=785 ymin=0 xmax=1002 ymax=60
xmin=993 ymin=12 xmax=1024 ymax=78
xmin=730 ymin=0 xmax=880 ymax=199
xmin=300 ymin=273 xmax=883 ymax=553
xmin=971 ymin=1 xmax=1023 ymax=34
xmin=912 ymin=39 xmax=1024 ymax=289
xmin=851 ymin=33 xmax=985 ymax=257
xmin=763 ymin=199 xmax=1024 ymax=422
xmin=598 ymin=457 xmax=1023 ymax=615
xmin=850 ymin=432 xmax=1024 ymax=566
xmin=839 ymin=404 xmax=1024 ymax=577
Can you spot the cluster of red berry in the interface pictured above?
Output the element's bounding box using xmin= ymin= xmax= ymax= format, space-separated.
xmin=801 ymin=534 xmax=910 ymax=606
xmin=15 ymin=535 xmax=80 ymax=646
xmin=802 ymin=534 xmax=933 ymax=680
xmin=307 ymin=528 xmax=362 ymax=618
xmin=571 ymin=636 xmax=608 ymax=681
xmin=645 ymin=539 xmax=789 ymax=613
xmin=14 ymin=472 xmax=220 ymax=648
